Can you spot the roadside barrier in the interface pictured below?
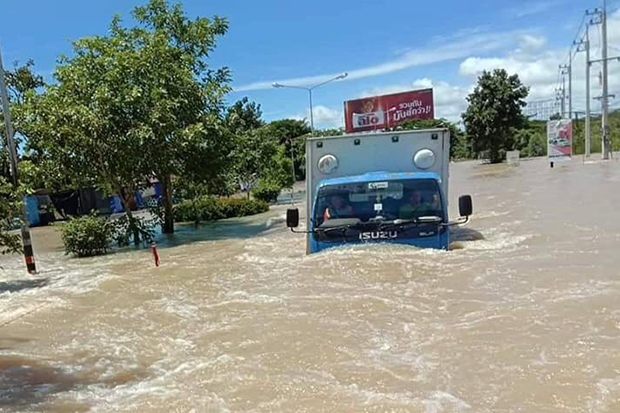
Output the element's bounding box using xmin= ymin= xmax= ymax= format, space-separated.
xmin=21 ymin=226 xmax=36 ymax=274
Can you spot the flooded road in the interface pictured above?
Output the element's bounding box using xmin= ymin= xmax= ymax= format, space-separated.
xmin=2 ymin=157 xmax=620 ymax=412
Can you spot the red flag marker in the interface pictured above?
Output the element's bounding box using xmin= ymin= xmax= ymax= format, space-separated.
xmin=151 ymin=242 xmax=160 ymax=267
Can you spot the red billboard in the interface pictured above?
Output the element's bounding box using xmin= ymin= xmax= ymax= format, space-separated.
xmin=547 ymin=119 xmax=572 ymax=160
xmin=344 ymin=88 xmax=434 ymax=133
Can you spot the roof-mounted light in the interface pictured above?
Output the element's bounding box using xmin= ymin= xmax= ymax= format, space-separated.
xmin=413 ymin=149 xmax=435 ymax=170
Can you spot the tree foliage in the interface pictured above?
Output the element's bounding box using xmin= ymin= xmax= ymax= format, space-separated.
xmin=0 ymin=177 xmax=22 ymax=255
xmin=313 ymin=128 xmax=344 ymax=137
xmin=26 ymin=0 xmax=233 ymax=234
xmin=514 ymin=120 xmax=546 ymax=158
xmin=0 ymin=61 xmax=46 ymax=183
xmin=0 ymin=61 xmax=46 ymax=255
xmin=462 ymin=69 xmax=529 ymax=163
xmin=393 ymin=118 xmax=470 ymax=159
xmin=262 ymin=119 xmax=310 ymax=181
xmin=225 ymin=97 xmax=264 ymax=136
xmin=232 ymin=126 xmax=293 ymax=198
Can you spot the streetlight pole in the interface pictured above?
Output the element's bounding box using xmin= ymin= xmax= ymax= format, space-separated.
xmin=272 ymin=72 xmax=347 ymax=136
xmin=308 ymin=89 xmax=314 ymax=135
xmin=273 ymin=73 xmax=347 ymax=204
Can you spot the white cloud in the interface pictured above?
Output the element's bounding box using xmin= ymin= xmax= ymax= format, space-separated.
xmin=504 ymin=1 xmax=559 ymax=18
xmin=359 ymin=78 xmax=471 ymax=122
xmin=457 ymin=9 xmax=620 ymax=111
xmin=292 ymin=105 xmax=343 ymax=128
xmin=518 ymin=34 xmax=547 ymax=53
xmin=311 ymin=105 xmax=343 ymax=127
xmin=266 ymin=8 xmax=620 ymax=126
xmin=233 ymin=29 xmax=525 ymax=92
xmin=459 ymin=51 xmax=561 ymax=91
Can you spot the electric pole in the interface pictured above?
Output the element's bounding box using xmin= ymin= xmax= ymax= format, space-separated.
xmin=588 ymin=2 xmax=617 ymax=159
xmin=0 ymin=39 xmax=37 ymax=274
xmin=559 ymin=72 xmax=566 ymax=118
xmin=560 ymin=63 xmax=572 ymax=119
xmin=576 ymin=23 xmax=591 ymax=157
xmin=601 ymin=0 xmax=610 ymax=159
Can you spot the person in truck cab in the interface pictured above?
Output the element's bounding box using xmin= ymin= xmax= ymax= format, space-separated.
xmin=398 ymin=190 xmax=436 ymax=220
xmin=323 ymin=194 xmax=354 ymax=221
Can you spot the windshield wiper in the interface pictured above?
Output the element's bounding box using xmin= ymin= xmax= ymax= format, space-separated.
xmin=315 ymin=221 xmax=371 ymax=233
xmin=378 ymin=216 xmax=442 ymax=230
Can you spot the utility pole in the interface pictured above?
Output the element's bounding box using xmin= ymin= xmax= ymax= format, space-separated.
xmin=576 ymin=24 xmax=591 ymax=157
xmin=0 ymin=39 xmax=37 ymax=274
xmin=589 ymin=3 xmax=620 ymax=159
xmin=585 ymin=31 xmax=592 ymax=157
xmin=560 ymin=63 xmax=571 ymax=119
xmin=0 ymin=53 xmax=18 ymax=184
xmin=601 ymin=0 xmax=610 ymax=159
xmin=558 ymin=72 xmax=566 ymax=118
xmin=568 ymin=61 xmax=572 ymax=120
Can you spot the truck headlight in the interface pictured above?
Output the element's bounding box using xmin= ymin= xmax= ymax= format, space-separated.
xmin=413 ymin=149 xmax=435 ymax=170
xmin=318 ymin=154 xmax=339 ymax=174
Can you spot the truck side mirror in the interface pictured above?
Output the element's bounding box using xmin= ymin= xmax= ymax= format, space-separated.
xmin=286 ymin=208 xmax=299 ymax=228
xmin=459 ymin=195 xmax=473 ymax=217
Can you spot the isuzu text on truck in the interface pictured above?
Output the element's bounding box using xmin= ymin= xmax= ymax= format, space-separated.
xmin=286 ymin=129 xmax=473 ymax=254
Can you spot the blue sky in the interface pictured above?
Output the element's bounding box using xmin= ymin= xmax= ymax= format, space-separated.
xmin=0 ymin=0 xmax=612 ymax=127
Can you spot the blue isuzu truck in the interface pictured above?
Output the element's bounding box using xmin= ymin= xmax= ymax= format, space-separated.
xmin=286 ymin=129 xmax=473 ymax=254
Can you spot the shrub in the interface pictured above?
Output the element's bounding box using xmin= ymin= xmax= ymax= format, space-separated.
xmin=252 ymin=180 xmax=282 ymax=203
xmin=61 ymin=213 xmax=112 ymax=257
xmin=174 ymin=196 xmax=268 ymax=223
xmin=218 ymin=197 xmax=269 ymax=218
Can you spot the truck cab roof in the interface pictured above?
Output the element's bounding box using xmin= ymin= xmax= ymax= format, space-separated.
xmin=318 ymin=171 xmax=442 ymax=188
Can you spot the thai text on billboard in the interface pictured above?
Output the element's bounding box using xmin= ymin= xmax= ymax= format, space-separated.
xmin=547 ymin=119 xmax=572 ymax=160
xmin=344 ymin=89 xmax=434 ymax=133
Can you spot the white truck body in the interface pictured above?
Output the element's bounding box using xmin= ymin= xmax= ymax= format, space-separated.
xmin=305 ymin=128 xmax=451 ymax=253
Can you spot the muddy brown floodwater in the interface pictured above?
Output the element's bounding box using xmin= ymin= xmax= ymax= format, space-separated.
xmin=1 ymin=157 xmax=620 ymax=412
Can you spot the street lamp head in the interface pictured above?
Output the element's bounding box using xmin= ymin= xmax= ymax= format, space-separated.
xmin=272 ymin=83 xmax=283 ymax=88
xmin=337 ymin=72 xmax=348 ymax=80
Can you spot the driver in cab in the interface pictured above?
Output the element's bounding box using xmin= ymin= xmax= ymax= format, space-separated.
xmin=323 ymin=194 xmax=354 ymax=221
xmin=398 ymin=190 xmax=437 ymax=220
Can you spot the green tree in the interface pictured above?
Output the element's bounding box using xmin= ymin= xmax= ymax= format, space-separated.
xmin=393 ymin=118 xmax=470 ymax=159
xmin=0 ymin=61 xmax=46 ymax=183
xmin=233 ymin=127 xmax=280 ymax=198
xmin=0 ymin=176 xmax=22 ymax=255
xmin=314 ymin=128 xmax=345 ymax=137
xmin=263 ymin=119 xmax=311 ymax=181
xmin=462 ymin=69 xmax=529 ymax=163
xmin=514 ymin=119 xmax=546 ymax=158
xmin=225 ymin=97 xmax=264 ymax=136
xmin=0 ymin=61 xmax=46 ymax=254
xmin=26 ymin=0 xmax=233 ymax=235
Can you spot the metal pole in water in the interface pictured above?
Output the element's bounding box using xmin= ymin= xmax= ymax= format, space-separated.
xmin=0 ymin=38 xmax=36 ymax=274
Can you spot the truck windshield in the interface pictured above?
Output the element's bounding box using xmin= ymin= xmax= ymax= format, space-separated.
xmin=314 ymin=178 xmax=443 ymax=228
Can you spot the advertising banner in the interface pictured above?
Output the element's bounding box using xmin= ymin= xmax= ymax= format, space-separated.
xmin=344 ymin=89 xmax=434 ymax=133
xmin=547 ymin=119 xmax=572 ymax=160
